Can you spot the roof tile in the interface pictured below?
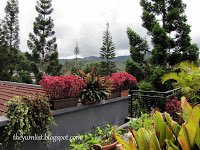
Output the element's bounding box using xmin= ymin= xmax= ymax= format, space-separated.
xmin=0 ymin=81 xmax=45 ymax=115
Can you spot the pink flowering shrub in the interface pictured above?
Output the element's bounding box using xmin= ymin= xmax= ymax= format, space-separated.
xmin=109 ymin=72 xmax=137 ymax=91
xmin=165 ymin=98 xmax=181 ymax=116
xmin=40 ymin=75 xmax=86 ymax=100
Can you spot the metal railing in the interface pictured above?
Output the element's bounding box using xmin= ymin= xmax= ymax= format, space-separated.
xmin=129 ymin=88 xmax=181 ymax=118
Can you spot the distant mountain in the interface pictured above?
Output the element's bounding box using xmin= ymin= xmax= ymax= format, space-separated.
xmin=59 ymin=55 xmax=131 ymax=64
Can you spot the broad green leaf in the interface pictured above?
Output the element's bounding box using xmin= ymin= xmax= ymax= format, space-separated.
xmin=165 ymin=112 xmax=180 ymax=137
xmin=150 ymin=133 xmax=161 ymax=150
xmin=154 ymin=111 xmax=166 ymax=148
xmin=133 ymin=128 xmax=150 ymax=150
xmin=184 ymin=105 xmax=200 ymax=146
xmin=181 ymin=97 xmax=192 ymax=121
xmin=194 ymin=125 xmax=200 ymax=149
xmin=178 ymin=126 xmax=191 ymax=150
xmin=128 ymin=132 xmax=137 ymax=150
xmin=114 ymin=130 xmax=131 ymax=150
xmin=166 ymin=140 xmax=179 ymax=150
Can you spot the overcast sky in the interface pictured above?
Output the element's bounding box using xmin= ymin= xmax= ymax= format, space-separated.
xmin=0 ymin=0 xmax=200 ymax=58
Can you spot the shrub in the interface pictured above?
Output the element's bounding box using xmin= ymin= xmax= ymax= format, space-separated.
xmin=162 ymin=61 xmax=200 ymax=103
xmin=110 ymin=72 xmax=137 ymax=91
xmin=3 ymin=95 xmax=54 ymax=149
xmin=149 ymin=66 xmax=167 ymax=91
xmin=138 ymin=81 xmax=153 ymax=91
xmin=40 ymin=74 xmax=86 ymax=100
xmin=125 ymin=60 xmax=145 ymax=81
xmin=165 ymin=98 xmax=181 ymax=116
xmin=83 ymin=62 xmax=102 ymax=75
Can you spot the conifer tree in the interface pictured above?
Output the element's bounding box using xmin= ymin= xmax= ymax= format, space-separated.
xmin=2 ymin=0 xmax=20 ymax=49
xmin=27 ymin=0 xmax=62 ymax=82
xmin=99 ymin=23 xmax=116 ymax=75
xmin=127 ymin=27 xmax=149 ymax=65
xmin=74 ymin=42 xmax=80 ymax=65
xmin=0 ymin=0 xmax=20 ymax=80
xmin=140 ymin=0 xmax=199 ymax=66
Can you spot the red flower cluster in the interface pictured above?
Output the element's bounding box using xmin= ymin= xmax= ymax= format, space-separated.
xmin=40 ymin=75 xmax=86 ymax=100
xmin=165 ymin=98 xmax=181 ymax=116
xmin=109 ymin=72 xmax=137 ymax=91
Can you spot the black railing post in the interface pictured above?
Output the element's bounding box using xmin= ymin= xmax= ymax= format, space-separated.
xmin=130 ymin=90 xmax=134 ymax=118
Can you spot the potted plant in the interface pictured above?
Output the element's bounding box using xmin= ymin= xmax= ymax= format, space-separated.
xmin=70 ymin=124 xmax=118 ymax=150
xmin=40 ymin=74 xmax=86 ymax=109
xmin=78 ymin=69 xmax=112 ymax=104
xmin=110 ymin=72 xmax=137 ymax=97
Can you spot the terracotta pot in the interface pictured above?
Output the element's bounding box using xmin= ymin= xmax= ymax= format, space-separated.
xmin=50 ymin=98 xmax=79 ymax=110
xmin=121 ymin=89 xmax=129 ymax=97
xmin=93 ymin=141 xmax=118 ymax=150
xmin=102 ymin=141 xmax=118 ymax=150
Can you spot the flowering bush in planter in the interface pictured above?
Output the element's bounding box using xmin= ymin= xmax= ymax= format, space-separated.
xmin=109 ymin=72 xmax=137 ymax=96
xmin=110 ymin=72 xmax=137 ymax=90
xmin=40 ymin=74 xmax=86 ymax=109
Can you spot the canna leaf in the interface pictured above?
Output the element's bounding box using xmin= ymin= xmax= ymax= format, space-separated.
xmin=165 ymin=112 xmax=180 ymax=137
xmin=166 ymin=140 xmax=179 ymax=150
xmin=154 ymin=111 xmax=166 ymax=148
xmin=133 ymin=128 xmax=150 ymax=150
xmin=150 ymin=133 xmax=161 ymax=150
xmin=181 ymin=97 xmax=192 ymax=122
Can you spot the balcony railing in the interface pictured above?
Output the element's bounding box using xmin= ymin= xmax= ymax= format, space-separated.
xmin=129 ymin=88 xmax=181 ymax=117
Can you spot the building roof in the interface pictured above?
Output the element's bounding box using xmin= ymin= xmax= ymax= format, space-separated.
xmin=0 ymin=81 xmax=45 ymax=115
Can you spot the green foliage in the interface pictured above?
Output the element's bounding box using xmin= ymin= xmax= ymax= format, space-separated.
xmin=100 ymin=61 xmax=116 ymax=76
xmin=114 ymin=97 xmax=200 ymax=150
xmin=128 ymin=113 xmax=154 ymax=131
xmin=3 ymin=95 xmax=54 ymax=149
xmin=27 ymin=0 xmax=61 ymax=80
xmin=149 ymin=66 xmax=167 ymax=91
xmin=70 ymin=124 xmax=115 ymax=150
xmin=138 ymin=81 xmax=153 ymax=91
xmin=140 ymin=0 xmax=199 ymax=66
xmin=99 ymin=23 xmax=116 ymax=75
xmin=79 ymin=69 xmax=112 ymax=103
xmin=2 ymin=0 xmax=20 ymax=49
xmin=125 ymin=60 xmax=145 ymax=82
xmin=151 ymin=23 xmax=169 ymax=67
xmin=127 ymin=27 xmax=149 ymax=64
xmin=162 ymin=61 xmax=200 ymax=103
xmin=83 ymin=62 xmax=102 ymax=75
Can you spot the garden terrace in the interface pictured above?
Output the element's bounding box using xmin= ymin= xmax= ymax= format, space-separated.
xmin=0 ymin=81 xmax=45 ymax=115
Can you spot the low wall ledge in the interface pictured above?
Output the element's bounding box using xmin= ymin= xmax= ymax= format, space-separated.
xmin=52 ymin=96 xmax=130 ymax=116
xmin=0 ymin=96 xmax=131 ymax=127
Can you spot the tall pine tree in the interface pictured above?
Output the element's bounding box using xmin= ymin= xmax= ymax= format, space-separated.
xmin=2 ymin=0 xmax=20 ymax=49
xmin=99 ymin=23 xmax=116 ymax=75
xmin=27 ymin=0 xmax=62 ymax=82
xmin=140 ymin=0 xmax=199 ymax=66
xmin=74 ymin=42 xmax=80 ymax=65
xmin=0 ymin=0 xmax=20 ymax=80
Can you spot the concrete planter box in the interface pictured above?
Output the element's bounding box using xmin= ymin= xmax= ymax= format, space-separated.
xmin=0 ymin=96 xmax=130 ymax=150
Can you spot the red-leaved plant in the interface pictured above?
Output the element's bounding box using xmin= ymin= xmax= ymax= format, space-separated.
xmin=109 ymin=72 xmax=137 ymax=91
xmin=165 ymin=98 xmax=181 ymax=116
xmin=40 ymin=74 xmax=86 ymax=100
